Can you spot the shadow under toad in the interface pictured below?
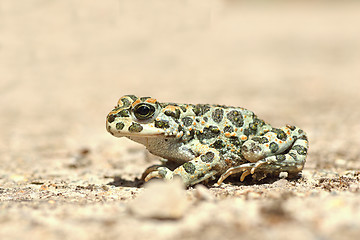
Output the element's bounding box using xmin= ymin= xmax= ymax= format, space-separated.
xmin=106 ymin=176 xmax=144 ymax=188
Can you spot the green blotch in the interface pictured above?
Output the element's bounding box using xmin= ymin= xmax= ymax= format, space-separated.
xmin=299 ymin=135 xmax=308 ymax=141
xmin=249 ymin=122 xmax=258 ymax=131
xmin=261 ymin=137 xmax=269 ymax=144
xmin=227 ymin=110 xmax=244 ymax=127
xmin=269 ymin=142 xmax=279 ymax=153
xmin=293 ymin=145 xmax=307 ymax=155
xmin=200 ymin=152 xmax=215 ymax=163
xmin=196 ymin=126 xmax=220 ymax=142
xmin=107 ymin=114 xmax=115 ymax=123
xmin=254 ymin=117 xmax=265 ymax=127
xmin=223 ymin=125 xmax=234 ymax=133
xmin=271 ymin=128 xmax=287 ymax=141
xmin=125 ymin=95 xmax=138 ymax=101
xmin=180 ymin=105 xmax=187 ymax=112
xmin=183 ymin=162 xmax=196 ymax=174
xmin=288 ymin=125 xmax=296 ymax=131
xmin=210 ymin=140 xmax=225 ymax=149
xmin=165 ymin=109 xmax=181 ymax=119
xmin=116 ymin=109 xmax=130 ymax=117
xmin=120 ymin=98 xmax=131 ymax=108
xmin=116 ymin=122 xmax=125 ymax=130
xmin=251 ymin=136 xmax=269 ymax=144
xmin=212 ymin=108 xmax=224 ymax=123
xmin=155 ymin=120 xmax=170 ymax=129
xmin=276 ymin=154 xmax=286 ymax=161
xmin=229 ymin=136 xmax=241 ymax=147
xmin=181 ymin=117 xmax=193 ymax=127
xmin=140 ymin=96 xmax=151 ymax=101
xmin=128 ymin=123 xmax=143 ymax=132
xmin=192 ymin=104 xmax=211 ymax=116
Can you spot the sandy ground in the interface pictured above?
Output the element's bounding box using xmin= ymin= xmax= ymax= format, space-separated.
xmin=1 ymin=1 xmax=360 ymax=239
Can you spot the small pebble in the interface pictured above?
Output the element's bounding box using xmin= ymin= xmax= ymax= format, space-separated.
xmin=128 ymin=179 xmax=189 ymax=219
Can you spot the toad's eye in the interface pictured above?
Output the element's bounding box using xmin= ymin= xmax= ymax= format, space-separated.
xmin=133 ymin=103 xmax=156 ymax=120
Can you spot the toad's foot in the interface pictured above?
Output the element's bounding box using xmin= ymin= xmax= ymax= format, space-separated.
xmin=141 ymin=164 xmax=167 ymax=181
xmin=144 ymin=166 xmax=174 ymax=182
xmin=217 ymin=160 xmax=270 ymax=185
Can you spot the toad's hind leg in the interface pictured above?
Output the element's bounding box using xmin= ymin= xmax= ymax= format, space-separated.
xmin=217 ymin=126 xmax=308 ymax=185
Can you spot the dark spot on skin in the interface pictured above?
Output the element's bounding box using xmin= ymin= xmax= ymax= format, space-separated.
xmin=140 ymin=97 xmax=151 ymax=101
xmin=192 ymin=104 xmax=211 ymax=116
xmin=271 ymin=128 xmax=287 ymax=141
xmin=223 ymin=125 xmax=234 ymax=133
xmin=195 ymin=118 xmax=200 ymax=123
xmin=261 ymin=137 xmax=269 ymax=144
xmin=120 ymin=98 xmax=132 ymax=108
xmin=210 ymin=140 xmax=226 ymax=149
xmin=299 ymin=135 xmax=308 ymax=141
xmin=243 ymin=128 xmax=251 ymax=136
xmin=249 ymin=122 xmax=258 ymax=131
xmin=183 ymin=162 xmax=196 ymax=174
xmin=116 ymin=109 xmax=130 ymax=118
xmin=276 ymin=154 xmax=286 ymax=161
xmin=254 ymin=117 xmax=265 ymax=127
xmin=251 ymin=136 xmax=261 ymax=143
xmin=230 ymin=136 xmax=241 ymax=147
xmin=227 ymin=110 xmax=244 ymax=127
xmin=164 ymin=109 xmax=181 ymax=119
xmin=180 ymin=105 xmax=187 ymax=112
xmin=200 ymin=152 xmax=215 ymax=163
xmin=298 ymin=129 xmax=304 ymax=134
xmin=116 ymin=122 xmax=125 ymax=130
xmin=128 ymin=122 xmax=143 ymax=132
xmin=212 ymin=108 xmax=224 ymax=123
xmin=125 ymin=95 xmax=138 ymax=101
xmin=215 ymin=104 xmax=231 ymax=108
xmin=107 ymin=114 xmax=115 ymax=123
xmin=196 ymin=126 xmax=220 ymax=142
xmin=242 ymin=142 xmax=262 ymax=156
xmin=269 ymin=142 xmax=279 ymax=153
xmin=203 ymin=117 xmax=208 ymax=122
xmin=210 ymin=126 xmax=220 ymax=133
xmin=288 ymin=125 xmax=296 ymax=131
xmin=182 ymin=117 xmax=193 ymax=127
xmin=160 ymin=102 xmax=178 ymax=108
xmin=293 ymin=145 xmax=307 ymax=155
xmin=155 ymin=120 xmax=170 ymax=129
xmin=107 ymin=125 xmax=114 ymax=135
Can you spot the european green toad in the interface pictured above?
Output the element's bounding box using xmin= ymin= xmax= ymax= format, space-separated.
xmin=106 ymin=95 xmax=308 ymax=187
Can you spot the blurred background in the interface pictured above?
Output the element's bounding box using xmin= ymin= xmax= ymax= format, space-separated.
xmin=1 ymin=0 xmax=360 ymax=171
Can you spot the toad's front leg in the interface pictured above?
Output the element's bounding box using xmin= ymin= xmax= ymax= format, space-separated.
xmin=144 ymin=146 xmax=222 ymax=187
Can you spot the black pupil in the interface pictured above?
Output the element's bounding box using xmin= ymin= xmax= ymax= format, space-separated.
xmin=137 ymin=105 xmax=150 ymax=116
